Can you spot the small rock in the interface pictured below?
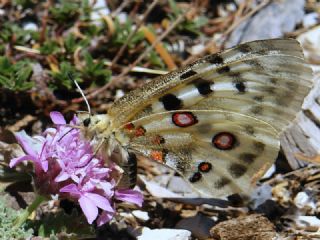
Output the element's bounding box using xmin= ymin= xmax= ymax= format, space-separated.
xmin=176 ymin=213 xmax=215 ymax=239
xmin=190 ymin=44 xmax=205 ymax=55
xmin=137 ymin=227 xmax=191 ymax=240
xmin=262 ymin=164 xmax=276 ymax=179
xmin=250 ymin=184 xmax=273 ymax=209
xmin=210 ymin=214 xmax=277 ymax=240
xmin=132 ymin=210 xmax=150 ymax=221
xmin=296 ymin=215 xmax=320 ymax=231
xmin=303 ymin=12 xmax=319 ymax=28
xmin=23 ymin=22 xmax=38 ymax=31
xmin=294 ymin=192 xmax=311 ymax=209
xmin=255 ymin=199 xmax=286 ymax=220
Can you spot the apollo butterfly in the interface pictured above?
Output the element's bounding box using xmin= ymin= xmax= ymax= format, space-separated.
xmin=79 ymin=39 xmax=313 ymax=197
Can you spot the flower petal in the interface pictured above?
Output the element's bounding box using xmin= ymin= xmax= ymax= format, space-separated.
xmin=9 ymin=155 xmax=36 ymax=168
xmin=15 ymin=131 xmax=42 ymax=157
xmin=55 ymin=171 xmax=70 ymax=182
xmin=60 ymin=184 xmax=80 ymax=195
xmin=96 ymin=211 xmax=114 ymax=226
xmin=115 ymin=189 xmax=144 ymax=207
xmin=50 ymin=111 xmax=66 ymax=125
xmin=85 ymin=192 xmax=114 ymax=212
xmin=79 ymin=195 xmax=98 ymax=224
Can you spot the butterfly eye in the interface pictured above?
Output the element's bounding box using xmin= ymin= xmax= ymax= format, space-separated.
xmin=83 ymin=118 xmax=91 ymax=127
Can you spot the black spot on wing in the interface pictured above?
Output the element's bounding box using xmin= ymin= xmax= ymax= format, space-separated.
xmin=189 ymin=172 xmax=202 ymax=183
xmin=253 ymin=141 xmax=265 ymax=153
xmin=206 ymin=54 xmax=224 ymax=64
xmin=239 ymin=153 xmax=257 ymax=164
xmin=159 ymin=93 xmax=182 ymax=110
xmin=250 ymin=106 xmax=263 ymax=115
xmin=229 ymin=163 xmax=247 ymax=178
xmin=180 ymin=70 xmax=197 ymax=80
xmin=217 ymin=66 xmax=230 ymax=74
xmin=244 ymin=125 xmax=255 ymax=135
xmin=195 ymin=79 xmax=213 ymax=96
xmin=233 ymin=80 xmax=246 ymax=93
xmin=238 ymin=44 xmax=252 ymax=53
xmin=214 ymin=177 xmax=231 ymax=189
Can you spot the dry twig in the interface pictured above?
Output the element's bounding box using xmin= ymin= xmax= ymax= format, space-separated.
xmin=73 ymin=13 xmax=186 ymax=103
xmin=111 ymin=0 xmax=161 ymax=66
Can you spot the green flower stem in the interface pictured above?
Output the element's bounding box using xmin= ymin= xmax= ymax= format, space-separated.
xmin=14 ymin=194 xmax=46 ymax=228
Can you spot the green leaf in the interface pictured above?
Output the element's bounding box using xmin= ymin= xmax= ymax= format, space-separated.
xmin=51 ymin=62 xmax=80 ymax=89
xmin=27 ymin=209 xmax=95 ymax=238
xmin=111 ymin=17 xmax=144 ymax=48
xmin=81 ymin=51 xmax=111 ymax=86
xmin=168 ymin=0 xmax=181 ymax=16
xmin=0 ymin=57 xmax=34 ymax=91
xmin=148 ymin=50 xmax=165 ymax=69
xmin=0 ymin=196 xmax=34 ymax=239
xmin=40 ymin=40 xmax=61 ymax=55
xmin=50 ymin=0 xmax=81 ymax=24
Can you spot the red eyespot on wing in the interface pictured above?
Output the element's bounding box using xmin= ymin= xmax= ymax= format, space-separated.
xmin=135 ymin=126 xmax=146 ymax=137
xmin=150 ymin=150 xmax=164 ymax=162
xmin=172 ymin=112 xmax=198 ymax=128
xmin=198 ymin=162 xmax=212 ymax=173
xmin=124 ymin=123 xmax=135 ymax=130
xmin=212 ymin=132 xmax=236 ymax=150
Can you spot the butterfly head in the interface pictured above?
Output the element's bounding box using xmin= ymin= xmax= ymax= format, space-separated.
xmin=78 ymin=113 xmax=112 ymax=140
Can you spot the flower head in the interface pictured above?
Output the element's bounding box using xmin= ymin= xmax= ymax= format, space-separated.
xmin=10 ymin=111 xmax=143 ymax=226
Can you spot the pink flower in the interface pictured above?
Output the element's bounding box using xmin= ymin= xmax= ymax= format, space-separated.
xmin=10 ymin=111 xmax=143 ymax=226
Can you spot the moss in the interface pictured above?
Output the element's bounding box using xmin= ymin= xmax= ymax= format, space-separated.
xmin=0 ymin=196 xmax=33 ymax=239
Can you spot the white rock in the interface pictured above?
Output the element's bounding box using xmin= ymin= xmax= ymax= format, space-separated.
xmin=132 ymin=210 xmax=149 ymax=221
xmin=262 ymin=164 xmax=276 ymax=179
xmin=115 ymin=89 xmax=125 ymax=99
xmin=303 ymin=12 xmax=319 ymax=28
xmin=137 ymin=228 xmax=191 ymax=240
xmin=296 ymin=216 xmax=320 ymax=230
xmin=90 ymin=0 xmax=110 ymax=23
xmin=175 ymin=213 xmax=214 ymax=239
xmin=23 ymin=22 xmax=38 ymax=31
xmin=294 ymin=191 xmax=310 ymax=209
xmin=190 ymin=44 xmax=205 ymax=55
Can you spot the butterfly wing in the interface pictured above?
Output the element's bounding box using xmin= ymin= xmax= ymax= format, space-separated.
xmin=122 ymin=110 xmax=279 ymax=197
xmin=109 ymin=38 xmax=312 ymax=131
xmin=107 ymin=38 xmax=312 ymax=197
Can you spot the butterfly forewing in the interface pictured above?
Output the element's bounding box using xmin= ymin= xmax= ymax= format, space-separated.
xmin=109 ymin=39 xmax=312 ymax=131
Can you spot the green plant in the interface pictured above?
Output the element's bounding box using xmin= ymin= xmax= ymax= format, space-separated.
xmin=50 ymin=62 xmax=81 ymax=89
xmin=111 ymin=17 xmax=145 ymax=47
xmin=50 ymin=0 xmax=81 ymax=24
xmin=168 ymin=0 xmax=208 ymax=35
xmin=0 ymin=57 xmax=34 ymax=91
xmin=0 ymin=196 xmax=34 ymax=239
xmin=81 ymin=51 xmax=111 ymax=86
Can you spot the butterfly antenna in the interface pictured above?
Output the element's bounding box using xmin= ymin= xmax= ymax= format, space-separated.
xmin=68 ymin=72 xmax=91 ymax=115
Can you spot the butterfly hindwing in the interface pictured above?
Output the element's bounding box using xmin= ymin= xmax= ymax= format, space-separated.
xmin=122 ymin=110 xmax=279 ymax=197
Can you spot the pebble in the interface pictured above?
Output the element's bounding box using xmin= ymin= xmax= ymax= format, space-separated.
xmin=132 ymin=210 xmax=150 ymax=222
xmin=137 ymin=227 xmax=191 ymax=240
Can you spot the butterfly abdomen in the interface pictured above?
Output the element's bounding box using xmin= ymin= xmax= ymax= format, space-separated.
xmin=118 ymin=152 xmax=137 ymax=189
